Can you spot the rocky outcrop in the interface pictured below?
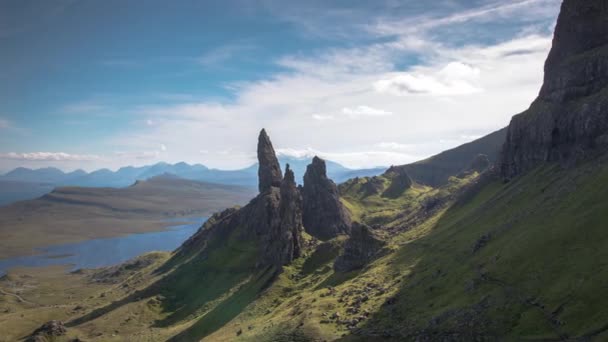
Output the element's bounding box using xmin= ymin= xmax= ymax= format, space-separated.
xmin=361 ymin=176 xmax=384 ymax=196
xmin=257 ymin=128 xmax=283 ymax=193
xmin=177 ymin=130 xmax=301 ymax=268
xmin=272 ymin=164 xmax=303 ymax=264
xmin=28 ymin=320 xmax=67 ymax=341
xmin=334 ymin=223 xmax=386 ymax=272
xmin=469 ymin=154 xmax=490 ymax=173
xmin=302 ymin=156 xmax=351 ymax=240
xmin=382 ymin=166 xmax=413 ymax=198
xmin=501 ymin=0 xmax=608 ymax=179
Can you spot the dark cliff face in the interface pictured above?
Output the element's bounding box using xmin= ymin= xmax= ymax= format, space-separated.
xmin=179 ymin=130 xmax=302 ymax=268
xmin=539 ymin=0 xmax=608 ymax=103
xmin=302 ymin=156 xmax=352 ymax=240
xmin=257 ymin=128 xmax=283 ymax=193
xmin=501 ymin=0 xmax=608 ymax=179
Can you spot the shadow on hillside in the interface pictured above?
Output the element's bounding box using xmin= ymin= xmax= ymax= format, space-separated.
xmin=335 ymin=174 xmax=512 ymax=341
xmin=337 ymin=165 xmax=608 ymax=341
xmin=67 ymin=253 xmax=268 ymax=337
xmin=166 ymin=267 xmax=278 ymax=341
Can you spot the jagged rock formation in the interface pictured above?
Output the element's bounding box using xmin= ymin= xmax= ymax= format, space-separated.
xmin=177 ymin=130 xmax=301 ymax=268
xmin=257 ymin=128 xmax=283 ymax=193
xmin=334 ymin=222 xmax=386 ymax=272
xmin=272 ymin=164 xmax=303 ymax=264
xmin=361 ymin=176 xmax=384 ymax=196
xmin=470 ymin=154 xmax=490 ymax=173
xmin=302 ymin=156 xmax=352 ymax=240
xmin=382 ymin=166 xmax=413 ymax=198
xmin=501 ymin=0 xmax=608 ymax=178
xmin=27 ymin=320 xmax=67 ymax=342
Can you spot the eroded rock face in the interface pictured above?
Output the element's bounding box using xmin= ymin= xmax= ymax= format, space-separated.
xmin=271 ymin=165 xmax=303 ymax=264
xmin=382 ymin=166 xmax=413 ymax=198
xmin=501 ymin=0 xmax=608 ymax=179
xmin=539 ymin=0 xmax=608 ymax=103
xmin=28 ymin=320 xmax=67 ymax=341
xmin=257 ymin=128 xmax=283 ymax=193
xmin=302 ymin=156 xmax=351 ymax=240
xmin=334 ymin=222 xmax=386 ymax=272
xmin=177 ymin=130 xmax=302 ymax=268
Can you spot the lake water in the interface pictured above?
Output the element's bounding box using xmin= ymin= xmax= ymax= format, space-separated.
xmin=0 ymin=217 xmax=207 ymax=277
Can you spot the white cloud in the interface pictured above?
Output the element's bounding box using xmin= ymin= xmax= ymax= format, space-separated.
xmin=160 ymin=144 xmax=167 ymax=152
xmin=374 ymin=62 xmax=482 ymax=96
xmin=83 ymin=1 xmax=559 ymax=170
xmin=375 ymin=142 xmax=417 ymax=151
xmin=110 ymin=32 xmax=550 ymax=169
xmin=342 ymin=105 xmax=393 ymax=118
xmin=0 ymin=152 xmax=101 ymax=161
xmin=0 ymin=118 xmax=9 ymax=129
xmin=312 ymin=105 xmax=392 ymax=121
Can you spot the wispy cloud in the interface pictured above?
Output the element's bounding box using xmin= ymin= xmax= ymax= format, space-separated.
xmin=0 ymin=118 xmax=9 ymax=129
xmin=198 ymin=43 xmax=255 ymax=68
xmin=0 ymin=152 xmax=101 ymax=162
xmin=370 ymin=0 xmax=560 ymax=36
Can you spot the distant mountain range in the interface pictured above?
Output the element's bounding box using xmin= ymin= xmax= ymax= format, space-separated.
xmin=0 ymin=157 xmax=385 ymax=206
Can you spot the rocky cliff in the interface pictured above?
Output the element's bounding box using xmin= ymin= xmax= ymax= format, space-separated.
xmin=302 ymin=156 xmax=352 ymax=240
xmin=501 ymin=0 xmax=608 ymax=178
xmin=177 ymin=130 xmax=302 ymax=268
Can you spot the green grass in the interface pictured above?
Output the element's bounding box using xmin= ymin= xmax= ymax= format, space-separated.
xmin=5 ymin=160 xmax=608 ymax=341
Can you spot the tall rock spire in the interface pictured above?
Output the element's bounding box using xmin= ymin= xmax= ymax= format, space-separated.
xmin=257 ymin=129 xmax=283 ymax=193
xmin=302 ymin=156 xmax=351 ymax=240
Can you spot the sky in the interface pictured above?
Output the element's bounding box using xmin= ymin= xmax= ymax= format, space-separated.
xmin=0 ymin=0 xmax=562 ymax=172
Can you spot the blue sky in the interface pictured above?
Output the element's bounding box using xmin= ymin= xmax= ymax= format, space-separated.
xmin=0 ymin=0 xmax=561 ymax=172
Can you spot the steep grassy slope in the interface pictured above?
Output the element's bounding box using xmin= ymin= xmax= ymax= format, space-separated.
xmin=349 ymin=159 xmax=608 ymax=340
xmin=197 ymin=159 xmax=608 ymax=341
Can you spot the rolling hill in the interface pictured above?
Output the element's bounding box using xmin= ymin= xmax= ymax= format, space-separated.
xmin=0 ymin=175 xmax=255 ymax=259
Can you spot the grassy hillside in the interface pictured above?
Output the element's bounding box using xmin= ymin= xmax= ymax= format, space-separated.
xmin=401 ymin=127 xmax=506 ymax=187
xmin=3 ymin=159 xmax=608 ymax=341
xmin=0 ymin=176 xmax=255 ymax=259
